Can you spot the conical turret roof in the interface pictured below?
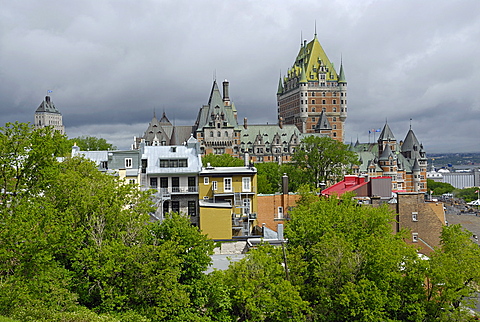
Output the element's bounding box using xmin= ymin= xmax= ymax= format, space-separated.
xmin=378 ymin=122 xmax=395 ymax=141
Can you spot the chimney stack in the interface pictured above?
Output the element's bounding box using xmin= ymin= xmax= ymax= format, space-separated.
xmin=279 ymin=117 xmax=284 ymax=129
xmin=282 ymin=173 xmax=288 ymax=195
xmin=243 ymin=117 xmax=248 ymax=129
xmin=222 ymin=79 xmax=230 ymax=105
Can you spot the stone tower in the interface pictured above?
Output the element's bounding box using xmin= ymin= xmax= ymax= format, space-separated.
xmin=277 ymin=34 xmax=347 ymax=141
xmin=34 ymin=95 xmax=65 ymax=135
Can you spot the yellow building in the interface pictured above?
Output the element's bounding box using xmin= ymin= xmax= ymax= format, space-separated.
xmin=199 ymin=165 xmax=258 ymax=239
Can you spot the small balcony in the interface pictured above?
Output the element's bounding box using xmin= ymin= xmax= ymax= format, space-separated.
xmin=154 ymin=186 xmax=198 ymax=194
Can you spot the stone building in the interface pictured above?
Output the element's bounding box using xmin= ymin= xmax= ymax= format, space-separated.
xmin=34 ymin=95 xmax=65 ymax=134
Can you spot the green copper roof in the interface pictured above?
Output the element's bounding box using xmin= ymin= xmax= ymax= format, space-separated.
xmin=299 ymin=64 xmax=308 ymax=84
xmin=286 ymin=37 xmax=339 ymax=83
xmin=277 ymin=76 xmax=283 ymax=95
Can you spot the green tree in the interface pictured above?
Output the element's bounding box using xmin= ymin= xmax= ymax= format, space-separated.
xmin=425 ymin=224 xmax=480 ymax=319
xmin=69 ymin=135 xmax=117 ymax=151
xmin=285 ymin=194 xmax=429 ymax=321
xmin=454 ymin=186 xmax=479 ymax=203
xmin=427 ymin=179 xmax=455 ymax=195
xmin=291 ymin=136 xmax=359 ymax=189
xmin=221 ymin=244 xmax=309 ymax=321
xmin=202 ymin=153 xmax=244 ymax=167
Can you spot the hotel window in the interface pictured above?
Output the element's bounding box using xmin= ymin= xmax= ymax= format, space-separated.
xmin=333 ymin=99 xmax=337 ymax=104
xmin=322 ymin=99 xmax=326 ymax=104
xmin=412 ymin=233 xmax=418 ymax=243
xmin=210 ymin=131 xmax=213 ymax=137
xmin=333 ymin=117 xmax=337 ymax=122
xmin=311 ymin=107 xmax=315 ymax=112
xmin=242 ymin=177 xmax=251 ymax=192
xmin=204 ymin=177 xmax=209 ymax=185
xmin=125 ymin=158 xmax=132 ymax=168
xmin=224 ymin=178 xmax=232 ymax=192
xmin=212 ymin=181 xmax=217 ymax=191
xmin=333 ymin=107 xmax=337 ymax=112
xmin=311 ymin=100 xmax=315 ymax=104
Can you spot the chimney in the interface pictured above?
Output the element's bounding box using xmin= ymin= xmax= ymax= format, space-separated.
xmin=243 ymin=117 xmax=248 ymax=129
xmin=244 ymin=152 xmax=250 ymax=166
xmin=279 ymin=117 xmax=284 ymax=129
xmin=282 ymin=173 xmax=288 ymax=195
xmin=222 ymin=79 xmax=230 ymax=104
xmin=45 ymin=96 xmax=51 ymax=103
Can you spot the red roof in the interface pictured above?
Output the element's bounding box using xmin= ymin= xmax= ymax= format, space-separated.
xmin=322 ymin=175 xmax=368 ymax=196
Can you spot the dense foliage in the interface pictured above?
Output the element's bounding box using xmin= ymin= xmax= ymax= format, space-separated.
xmin=1 ymin=123 xmax=479 ymax=321
xmin=201 ymin=153 xmax=244 ymax=167
xmin=427 ymin=179 xmax=455 ymax=195
xmin=290 ymin=136 xmax=359 ymax=188
xmin=69 ymin=135 xmax=117 ymax=151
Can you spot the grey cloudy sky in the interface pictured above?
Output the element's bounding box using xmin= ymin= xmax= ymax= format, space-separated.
xmin=1 ymin=0 xmax=479 ymax=153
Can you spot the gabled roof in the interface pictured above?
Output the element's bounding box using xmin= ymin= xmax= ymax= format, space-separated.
xmin=379 ymin=144 xmax=394 ymax=161
xmin=315 ymin=111 xmax=332 ymax=131
xmin=195 ymin=80 xmax=239 ymax=131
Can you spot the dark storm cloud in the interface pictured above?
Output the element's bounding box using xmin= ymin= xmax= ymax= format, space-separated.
xmin=1 ymin=0 xmax=479 ymax=152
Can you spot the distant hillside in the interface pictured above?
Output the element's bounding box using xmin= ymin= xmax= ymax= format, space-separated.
xmin=428 ymin=152 xmax=480 ymax=168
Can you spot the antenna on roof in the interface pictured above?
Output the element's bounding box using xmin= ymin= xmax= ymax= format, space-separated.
xmin=409 ymin=118 xmax=413 ymax=130
xmin=314 ymin=20 xmax=317 ymax=38
xmin=213 ymin=69 xmax=216 ymax=82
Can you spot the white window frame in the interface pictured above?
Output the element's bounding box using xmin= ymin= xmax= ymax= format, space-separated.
xmin=412 ymin=233 xmax=418 ymax=243
xmin=212 ymin=181 xmax=217 ymax=191
xmin=224 ymin=178 xmax=232 ymax=192
xmin=204 ymin=177 xmax=209 ymax=185
xmin=412 ymin=212 xmax=418 ymax=222
xmin=242 ymin=177 xmax=251 ymax=192
xmin=277 ymin=206 xmax=284 ymax=219
xmin=125 ymin=158 xmax=132 ymax=168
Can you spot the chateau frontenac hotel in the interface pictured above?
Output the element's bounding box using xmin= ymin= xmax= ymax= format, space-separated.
xmin=277 ymin=34 xmax=347 ymax=141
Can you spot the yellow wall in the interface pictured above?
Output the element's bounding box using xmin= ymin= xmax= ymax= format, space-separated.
xmin=200 ymin=207 xmax=232 ymax=239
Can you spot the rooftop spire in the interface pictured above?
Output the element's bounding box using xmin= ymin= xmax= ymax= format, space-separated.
xmin=277 ymin=72 xmax=284 ymax=95
xmin=314 ymin=20 xmax=317 ymax=39
xmin=338 ymin=56 xmax=346 ymax=83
